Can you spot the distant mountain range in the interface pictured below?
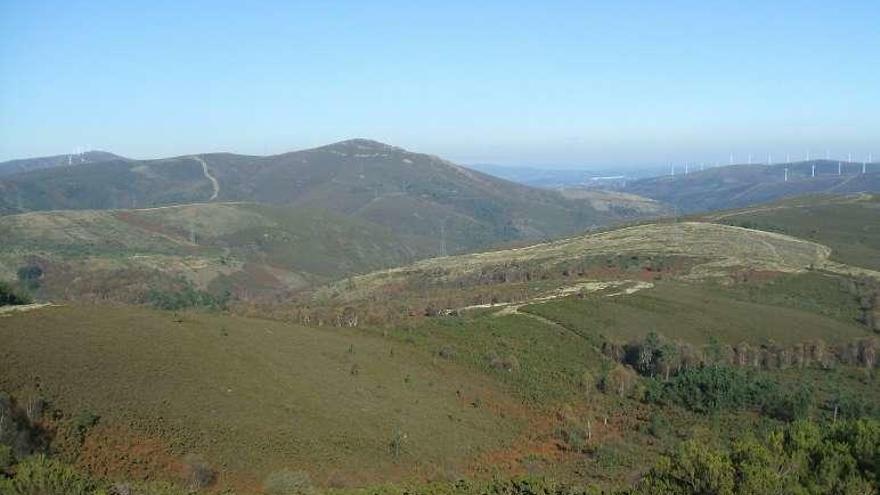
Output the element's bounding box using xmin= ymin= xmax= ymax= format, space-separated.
xmin=0 ymin=139 xmax=666 ymax=260
xmin=621 ymin=160 xmax=880 ymax=213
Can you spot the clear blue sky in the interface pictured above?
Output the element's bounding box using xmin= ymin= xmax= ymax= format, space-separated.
xmin=1 ymin=1 xmax=878 ymax=167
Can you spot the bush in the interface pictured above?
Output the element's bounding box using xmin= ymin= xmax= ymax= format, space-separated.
xmin=0 ymin=281 xmax=32 ymax=306
xmin=72 ymin=411 xmax=100 ymax=442
xmin=181 ymin=453 xmax=214 ymax=490
xmin=5 ymin=454 xmax=97 ymax=495
xmin=762 ymin=384 xmax=813 ymax=421
xmin=147 ymin=284 xmax=229 ymax=311
xmin=0 ymin=443 xmax=13 ymax=471
xmin=263 ymin=469 xmax=315 ymax=495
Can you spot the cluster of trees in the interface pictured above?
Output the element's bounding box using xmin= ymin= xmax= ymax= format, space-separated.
xmin=595 ymin=332 xmax=879 ymax=421
xmin=146 ymin=284 xmax=230 ymax=311
xmin=602 ymin=332 xmax=880 ymax=377
xmin=853 ymin=277 xmax=880 ymax=333
xmin=644 ymin=366 xmax=814 ymax=420
xmin=637 ymin=419 xmax=880 ymax=494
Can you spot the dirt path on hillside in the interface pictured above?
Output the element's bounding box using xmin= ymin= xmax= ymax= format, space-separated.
xmin=455 ymin=280 xmax=654 ymax=316
xmin=0 ymin=303 xmax=61 ymax=316
xmin=191 ymin=156 xmax=219 ymax=201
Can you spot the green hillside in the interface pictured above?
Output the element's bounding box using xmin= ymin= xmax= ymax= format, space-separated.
xmin=0 ymin=140 xmax=650 ymax=255
xmin=704 ymin=193 xmax=880 ymax=271
xmin=2 ymin=201 xmax=880 ymax=494
xmin=0 ymin=203 xmax=417 ymax=302
xmin=0 ymin=305 xmax=521 ymax=488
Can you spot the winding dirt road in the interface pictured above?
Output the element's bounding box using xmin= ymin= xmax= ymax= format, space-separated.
xmin=191 ymin=156 xmax=219 ymax=201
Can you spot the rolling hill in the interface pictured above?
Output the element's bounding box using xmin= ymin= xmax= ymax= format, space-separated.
xmin=703 ymin=193 xmax=880 ymax=271
xmin=0 ymin=202 xmax=420 ymax=302
xmin=0 ymin=140 xmax=653 ymax=255
xmin=621 ymin=160 xmax=880 ymax=213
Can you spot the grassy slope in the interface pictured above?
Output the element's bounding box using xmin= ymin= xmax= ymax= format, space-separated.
xmin=336 ymin=221 xmax=831 ymax=301
xmin=0 ymin=305 xmax=521 ymax=485
xmin=705 ymin=194 xmax=880 ymax=271
xmin=0 ymin=203 xmax=416 ymax=301
xmin=522 ymin=278 xmax=869 ymax=346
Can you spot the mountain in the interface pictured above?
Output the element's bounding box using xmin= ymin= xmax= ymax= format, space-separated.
xmin=621 ymin=160 xmax=880 ymax=213
xmin=0 ymin=150 xmax=128 ymax=176
xmin=0 ymin=139 xmax=652 ymax=254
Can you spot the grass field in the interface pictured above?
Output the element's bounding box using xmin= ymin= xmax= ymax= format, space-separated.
xmin=708 ymin=194 xmax=880 ymax=271
xmin=0 ymin=305 xmax=522 ymax=488
xmin=521 ymin=279 xmax=869 ymax=346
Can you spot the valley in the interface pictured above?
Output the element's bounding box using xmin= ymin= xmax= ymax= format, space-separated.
xmin=1 ymin=145 xmax=879 ymax=495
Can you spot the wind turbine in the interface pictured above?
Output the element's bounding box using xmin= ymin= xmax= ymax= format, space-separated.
xmin=784 ymin=167 xmax=789 ymax=182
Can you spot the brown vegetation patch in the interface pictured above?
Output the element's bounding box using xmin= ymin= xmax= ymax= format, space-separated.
xmin=76 ymin=423 xmax=180 ymax=481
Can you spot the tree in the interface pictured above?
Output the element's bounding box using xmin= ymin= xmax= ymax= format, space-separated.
xmin=637 ymin=440 xmax=735 ymax=495
xmin=602 ymin=364 xmax=638 ymax=398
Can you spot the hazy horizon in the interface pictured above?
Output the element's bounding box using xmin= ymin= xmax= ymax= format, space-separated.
xmin=2 ymin=1 xmax=878 ymax=167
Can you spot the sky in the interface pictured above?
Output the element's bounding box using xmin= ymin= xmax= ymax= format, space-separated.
xmin=1 ymin=1 xmax=878 ymax=168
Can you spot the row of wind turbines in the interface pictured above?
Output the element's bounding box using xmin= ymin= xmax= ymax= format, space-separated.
xmin=670 ymin=151 xmax=874 ymax=180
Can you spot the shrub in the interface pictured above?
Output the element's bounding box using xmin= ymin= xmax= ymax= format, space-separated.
xmin=263 ymin=469 xmax=315 ymax=495
xmin=437 ymin=345 xmax=456 ymax=360
xmin=645 ymin=413 xmax=670 ymax=438
xmin=181 ymin=454 xmax=214 ymax=490
xmin=0 ymin=443 xmax=13 ymax=471
xmin=762 ymin=384 xmax=813 ymax=421
xmin=5 ymin=454 xmax=97 ymax=495
xmin=147 ymin=284 xmax=229 ymax=311
xmin=72 ymin=411 xmax=100 ymax=443
xmin=0 ymin=281 xmax=32 ymax=306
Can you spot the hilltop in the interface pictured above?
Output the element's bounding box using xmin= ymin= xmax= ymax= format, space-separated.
xmin=702 ymin=193 xmax=880 ymax=271
xmin=0 ymin=140 xmax=653 ymax=255
xmin=621 ymin=160 xmax=880 ymax=213
xmin=0 ymin=150 xmax=128 ymax=176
